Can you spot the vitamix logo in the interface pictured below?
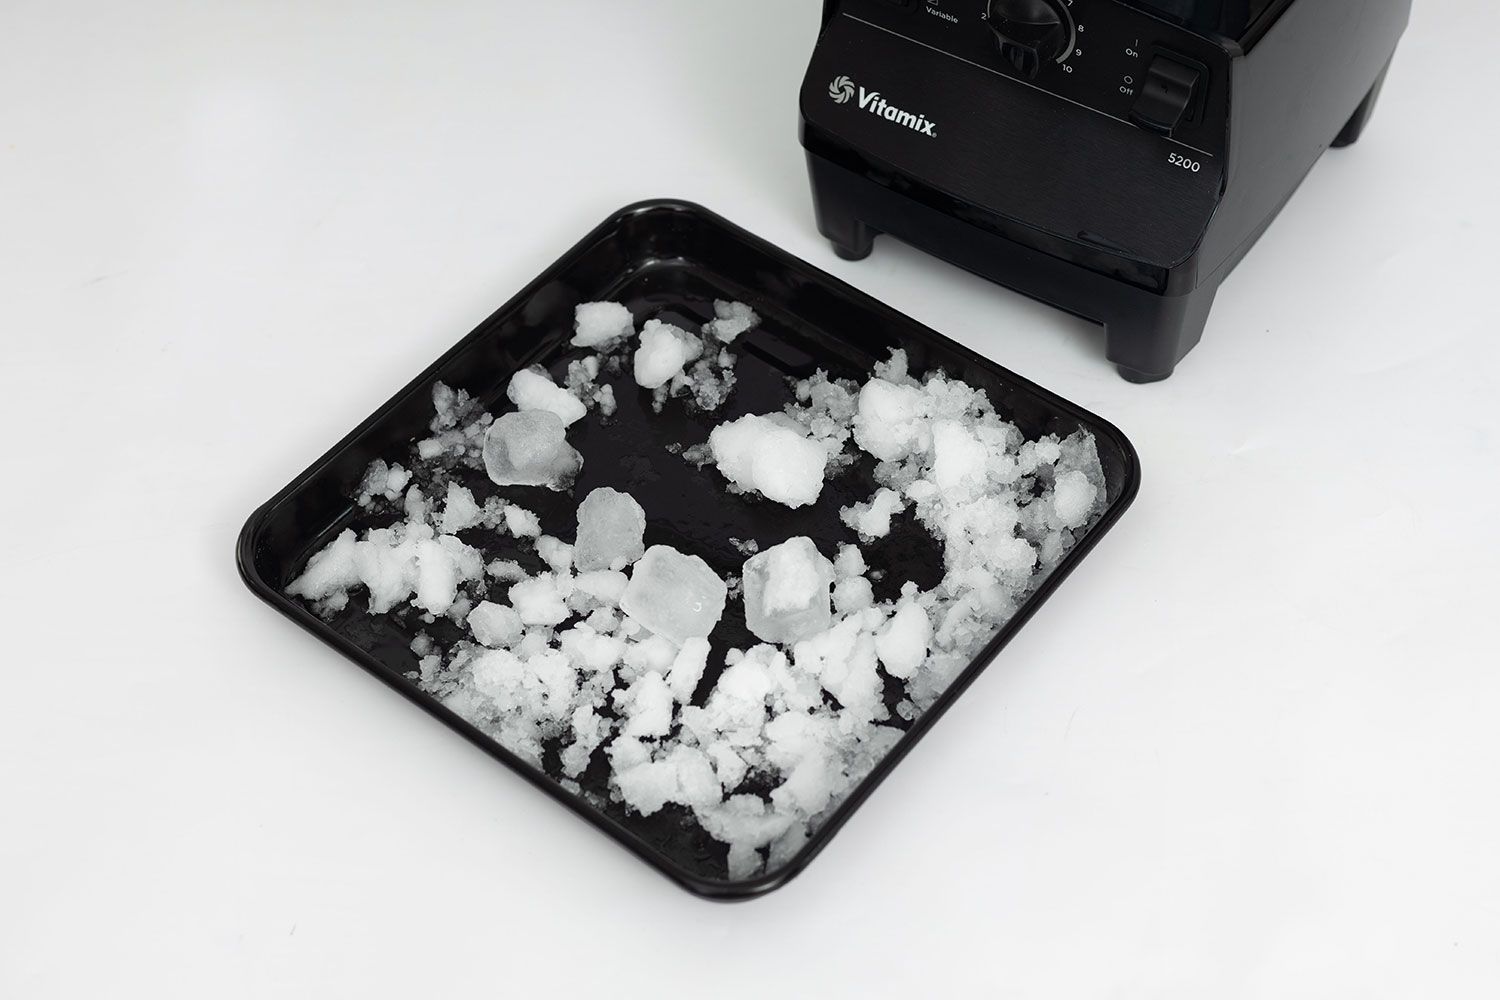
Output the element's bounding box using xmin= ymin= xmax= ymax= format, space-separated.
xmin=827 ymin=76 xmax=936 ymax=137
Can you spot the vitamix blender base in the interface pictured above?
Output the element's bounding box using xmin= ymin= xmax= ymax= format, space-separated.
xmin=800 ymin=0 xmax=1410 ymax=381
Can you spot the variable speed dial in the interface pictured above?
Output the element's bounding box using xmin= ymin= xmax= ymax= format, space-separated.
xmin=986 ymin=0 xmax=1076 ymax=78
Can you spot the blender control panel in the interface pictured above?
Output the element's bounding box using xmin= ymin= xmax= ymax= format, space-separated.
xmin=839 ymin=0 xmax=1228 ymax=157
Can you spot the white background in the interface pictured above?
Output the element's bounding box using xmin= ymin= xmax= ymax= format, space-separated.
xmin=2 ymin=2 xmax=1496 ymax=996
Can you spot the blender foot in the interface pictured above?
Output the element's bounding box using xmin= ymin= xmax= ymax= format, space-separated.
xmin=1116 ymin=365 xmax=1173 ymax=384
xmin=1332 ymin=59 xmax=1391 ymax=148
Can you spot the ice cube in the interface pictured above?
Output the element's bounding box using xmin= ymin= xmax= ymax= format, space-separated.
xmin=1051 ymin=469 xmax=1098 ymax=529
xmin=559 ymin=625 xmax=626 ymax=672
xmin=285 ymin=529 xmax=360 ymax=604
xmin=509 ymin=572 xmax=571 ymax=626
xmin=931 ymin=420 xmax=988 ymax=496
xmin=572 ymin=301 xmax=635 ymax=347
xmin=618 ymin=671 xmax=674 ymax=738
xmin=708 ymin=414 xmax=826 ymax=508
xmin=839 ymin=486 xmax=905 ymax=540
xmin=620 ymin=545 xmax=727 ymax=644
xmin=467 ymin=600 xmax=524 ymax=648
xmin=833 ymin=576 xmax=874 ymax=614
xmin=852 ymin=377 xmax=927 ymax=461
xmin=535 ymin=534 xmax=574 ymax=573
xmin=574 ymin=569 xmax=628 ymax=606
xmin=607 ymin=738 xmax=678 ymax=816
xmin=634 ymin=320 xmax=704 ymax=389
xmin=285 ymin=522 xmax=484 ymax=618
xmin=662 ymin=744 xmax=722 ymax=811
xmin=438 ymin=482 xmax=481 ymax=535
xmin=793 ymin=613 xmax=885 ymax=723
xmin=697 ymin=795 xmax=796 ymax=880
xmin=355 ymin=459 xmax=411 ymax=507
xmin=506 ymin=366 xmax=587 ymax=427
xmin=482 ymin=410 xmax=582 ymax=489
xmin=741 ymin=537 xmax=834 ymax=645
xmin=560 ymin=705 xmax=608 ymax=778
xmin=875 ymin=602 xmax=931 ymax=679
xmin=502 ymin=503 xmax=542 ymax=537
xmin=486 ymin=558 xmax=526 ymax=581
xmin=702 ymin=300 xmax=760 ymax=343
xmin=574 ymin=487 xmax=647 ymax=571
xmin=623 ymin=632 xmax=678 ymax=676
xmin=666 ymin=637 xmax=711 ymax=703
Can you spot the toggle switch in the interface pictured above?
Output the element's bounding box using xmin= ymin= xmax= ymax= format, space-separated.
xmin=1130 ymin=55 xmax=1200 ymax=135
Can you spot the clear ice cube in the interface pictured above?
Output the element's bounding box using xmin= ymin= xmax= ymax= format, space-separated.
xmin=574 ymin=487 xmax=647 ymax=571
xmin=482 ymin=410 xmax=582 ymax=489
xmin=742 ymin=536 xmax=834 ymax=645
xmin=620 ymin=545 xmax=727 ymax=644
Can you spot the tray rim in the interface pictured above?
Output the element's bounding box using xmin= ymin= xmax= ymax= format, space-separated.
xmin=236 ymin=197 xmax=1142 ymax=901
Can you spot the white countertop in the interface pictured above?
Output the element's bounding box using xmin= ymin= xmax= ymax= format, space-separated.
xmin=2 ymin=2 xmax=1496 ymax=996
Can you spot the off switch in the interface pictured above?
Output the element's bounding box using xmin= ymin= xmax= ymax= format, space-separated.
xmin=1130 ymin=55 xmax=1199 ymax=134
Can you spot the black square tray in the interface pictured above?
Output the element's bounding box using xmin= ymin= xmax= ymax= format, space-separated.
xmin=237 ymin=199 xmax=1140 ymax=899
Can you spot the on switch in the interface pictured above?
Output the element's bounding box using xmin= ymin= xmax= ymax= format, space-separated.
xmin=1130 ymin=55 xmax=1200 ymax=134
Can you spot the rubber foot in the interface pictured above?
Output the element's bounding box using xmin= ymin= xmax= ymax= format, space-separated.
xmin=1116 ymin=365 xmax=1173 ymax=384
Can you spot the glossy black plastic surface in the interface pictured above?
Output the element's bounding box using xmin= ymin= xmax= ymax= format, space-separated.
xmin=1122 ymin=0 xmax=1285 ymax=41
xmin=237 ymin=200 xmax=1140 ymax=900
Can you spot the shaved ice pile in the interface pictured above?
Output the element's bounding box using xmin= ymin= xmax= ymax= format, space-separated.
xmin=708 ymin=414 xmax=827 ymax=508
xmin=287 ymin=297 xmax=1107 ymax=881
xmin=506 ymin=366 xmax=586 ymax=427
xmin=633 ymin=316 xmax=739 ymax=414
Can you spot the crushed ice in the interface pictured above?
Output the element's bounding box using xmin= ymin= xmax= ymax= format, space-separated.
xmin=286 ymin=297 xmax=1107 ymax=881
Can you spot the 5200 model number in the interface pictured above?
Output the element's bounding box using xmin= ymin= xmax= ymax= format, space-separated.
xmin=1168 ymin=152 xmax=1202 ymax=173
